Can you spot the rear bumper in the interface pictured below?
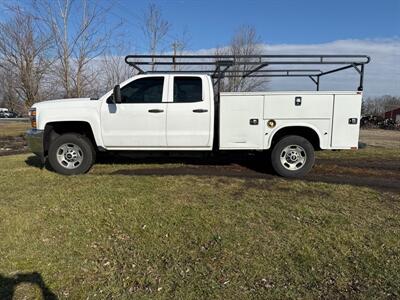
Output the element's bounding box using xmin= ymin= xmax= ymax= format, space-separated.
xmin=26 ymin=129 xmax=44 ymax=158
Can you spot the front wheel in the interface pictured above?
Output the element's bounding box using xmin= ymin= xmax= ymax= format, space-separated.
xmin=48 ymin=133 xmax=95 ymax=175
xmin=270 ymin=135 xmax=315 ymax=178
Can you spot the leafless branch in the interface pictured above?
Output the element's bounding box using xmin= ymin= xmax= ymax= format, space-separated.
xmin=0 ymin=5 xmax=52 ymax=109
xmin=142 ymin=3 xmax=170 ymax=71
xmin=216 ymin=26 xmax=268 ymax=92
xmin=34 ymin=0 xmax=112 ymax=97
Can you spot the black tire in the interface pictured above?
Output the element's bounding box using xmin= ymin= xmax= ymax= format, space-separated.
xmin=48 ymin=133 xmax=95 ymax=175
xmin=270 ymin=135 xmax=315 ymax=178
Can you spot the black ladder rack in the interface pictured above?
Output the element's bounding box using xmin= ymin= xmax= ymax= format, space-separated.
xmin=125 ymin=54 xmax=370 ymax=92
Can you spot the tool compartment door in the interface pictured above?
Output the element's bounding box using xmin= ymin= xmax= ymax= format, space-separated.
xmin=331 ymin=94 xmax=362 ymax=149
xmin=264 ymin=94 xmax=333 ymax=119
xmin=219 ymin=94 xmax=264 ymax=149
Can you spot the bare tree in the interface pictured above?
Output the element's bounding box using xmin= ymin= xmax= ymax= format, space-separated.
xmin=100 ymin=49 xmax=135 ymax=92
xmin=216 ymin=26 xmax=267 ymax=92
xmin=142 ymin=3 xmax=170 ymax=71
xmin=0 ymin=6 xmax=52 ymax=109
xmin=35 ymin=0 xmax=111 ymax=98
xmin=0 ymin=66 xmax=22 ymax=112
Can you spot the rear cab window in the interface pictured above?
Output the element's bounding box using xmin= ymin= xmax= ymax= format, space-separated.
xmin=173 ymin=77 xmax=203 ymax=103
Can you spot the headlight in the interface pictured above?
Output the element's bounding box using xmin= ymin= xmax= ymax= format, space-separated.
xmin=28 ymin=108 xmax=37 ymax=128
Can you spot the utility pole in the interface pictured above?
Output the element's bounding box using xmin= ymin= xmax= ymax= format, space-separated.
xmin=171 ymin=41 xmax=183 ymax=71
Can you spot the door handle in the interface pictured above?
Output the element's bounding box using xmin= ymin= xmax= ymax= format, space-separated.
xmin=148 ymin=109 xmax=164 ymax=113
xmin=193 ymin=109 xmax=208 ymax=113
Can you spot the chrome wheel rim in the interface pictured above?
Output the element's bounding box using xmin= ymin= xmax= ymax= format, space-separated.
xmin=280 ymin=145 xmax=307 ymax=171
xmin=56 ymin=143 xmax=84 ymax=169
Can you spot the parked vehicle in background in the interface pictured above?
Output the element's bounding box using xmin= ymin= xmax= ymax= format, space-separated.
xmin=7 ymin=111 xmax=18 ymax=118
xmin=0 ymin=109 xmax=19 ymax=118
xmin=0 ymin=108 xmax=9 ymax=118
xmin=26 ymin=54 xmax=370 ymax=177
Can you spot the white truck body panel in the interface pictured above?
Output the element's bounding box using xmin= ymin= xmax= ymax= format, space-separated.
xmin=264 ymin=119 xmax=332 ymax=149
xmin=220 ymin=91 xmax=362 ymax=150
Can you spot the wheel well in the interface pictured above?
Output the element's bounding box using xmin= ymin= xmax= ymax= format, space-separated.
xmin=44 ymin=121 xmax=96 ymax=155
xmin=271 ymin=126 xmax=321 ymax=150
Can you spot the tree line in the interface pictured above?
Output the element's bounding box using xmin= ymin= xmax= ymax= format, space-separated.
xmin=362 ymin=95 xmax=400 ymax=116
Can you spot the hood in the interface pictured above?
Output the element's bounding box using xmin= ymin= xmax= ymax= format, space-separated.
xmin=32 ymin=98 xmax=95 ymax=109
xmin=36 ymin=98 xmax=90 ymax=104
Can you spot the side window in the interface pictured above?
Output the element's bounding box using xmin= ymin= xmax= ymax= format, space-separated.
xmin=120 ymin=77 xmax=164 ymax=103
xmin=173 ymin=77 xmax=202 ymax=103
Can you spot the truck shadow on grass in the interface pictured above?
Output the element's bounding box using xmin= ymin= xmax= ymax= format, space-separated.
xmin=25 ymin=152 xmax=274 ymax=175
xmin=25 ymin=155 xmax=46 ymax=169
xmin=0 ymin=272 xmax=57 ymax=300
xmin=25 ymin=154 xmax=400 ymax=193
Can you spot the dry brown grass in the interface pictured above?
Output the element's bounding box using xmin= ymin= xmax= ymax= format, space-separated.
xmin=359 ymin=129 xmax=400 ymax=149
xmin=0 ymin=120 xmax=30 ymax=137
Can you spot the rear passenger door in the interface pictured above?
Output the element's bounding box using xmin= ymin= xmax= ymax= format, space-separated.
xmin=166 ymin=76 xmax=211 ymax=147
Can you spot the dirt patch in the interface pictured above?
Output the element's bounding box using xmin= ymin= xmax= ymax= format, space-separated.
xmin=0 ymin=136 xmax=28 ymax=156
xmin=113 ymin=164 xmax=273 ymax=179
xmin=111 ymin=156 xmax=400 ymax=193
xmin=304 ymin=173 xmax=400 ymax=193
xmin=315 ymin=158 xmax=400 ymax=172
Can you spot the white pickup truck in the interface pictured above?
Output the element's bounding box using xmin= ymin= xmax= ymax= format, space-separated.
xmin=26 ymin=54 xmax=370 ymax=177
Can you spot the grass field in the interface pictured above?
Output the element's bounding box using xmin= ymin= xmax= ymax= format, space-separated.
xmin=0 ymin=129 xmax=399 ymax=299
xmin=0 ymin=120 xmax=29 ymax=156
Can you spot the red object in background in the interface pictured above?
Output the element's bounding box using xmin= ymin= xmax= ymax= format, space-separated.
xmin=385 ymin=107 xmax=400 ymax=121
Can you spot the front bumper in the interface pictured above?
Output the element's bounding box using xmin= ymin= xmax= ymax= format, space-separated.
xmin=26 ymin=129 xmax=44 ymax=158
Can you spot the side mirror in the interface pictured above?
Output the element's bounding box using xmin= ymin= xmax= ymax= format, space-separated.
xmin=113 ymin=85 xmax=122 ymax=104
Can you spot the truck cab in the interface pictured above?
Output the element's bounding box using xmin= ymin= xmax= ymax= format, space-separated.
xmin=101 ymin=74 xmax=214 ymax=150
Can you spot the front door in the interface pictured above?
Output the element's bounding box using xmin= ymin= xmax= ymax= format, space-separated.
xmin=166 ymin=76 xmax=211 ymax=147
xmin=101 ymin=76 xmax=167 ymax=148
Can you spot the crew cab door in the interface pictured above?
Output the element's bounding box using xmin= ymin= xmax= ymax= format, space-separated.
xmin=100 ymin=76 xmax=167 ymax=148
xmin=166 ymin=76 xmax=212 ymax=147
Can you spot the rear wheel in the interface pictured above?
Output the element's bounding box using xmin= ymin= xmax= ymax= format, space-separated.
xmin=48 ymin=133 xmax=95 ymax=175
xmin=270 ymin=135 xmax=315 ymax=178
